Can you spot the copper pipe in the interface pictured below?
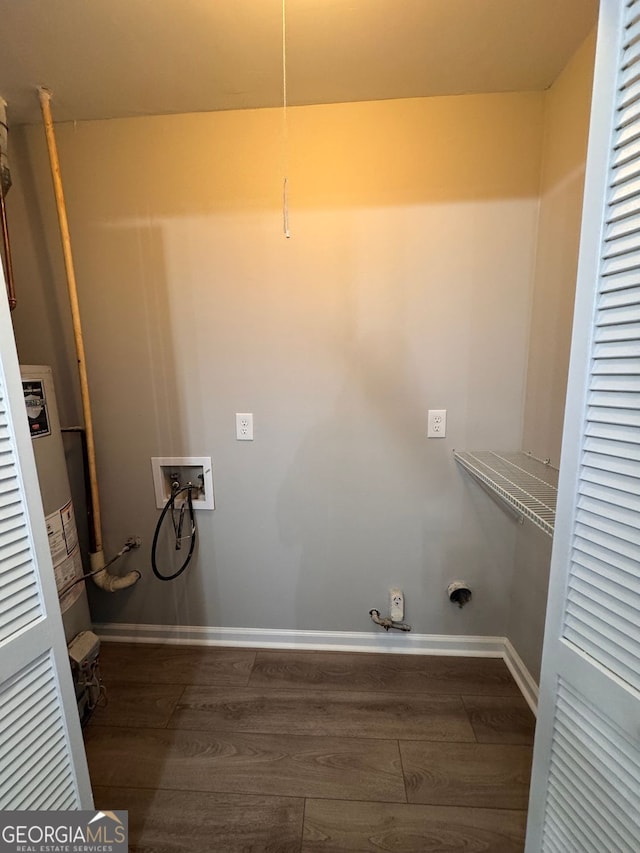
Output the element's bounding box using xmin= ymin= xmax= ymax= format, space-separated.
xmin=0 ymin=174 xmax=16 ymax=311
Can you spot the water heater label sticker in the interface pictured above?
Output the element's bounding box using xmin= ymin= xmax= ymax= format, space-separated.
xmin=22 ymin=379 xmax=51 ymax=439
xmin=46 ymin=500 xmax=78 ymax=564
xmin=57 ymin=548 xmax=83 ymax=613
xmin=46 ymin=509 xmax=68 ymax=567
xmin=61 ymin=498 xmax=78 ymax=554
xmin=46 ymin=502 xmax=83 ymax=612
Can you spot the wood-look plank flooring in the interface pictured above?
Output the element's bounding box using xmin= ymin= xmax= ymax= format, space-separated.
xmin=87 ymin=644 xmax=535 ymax=852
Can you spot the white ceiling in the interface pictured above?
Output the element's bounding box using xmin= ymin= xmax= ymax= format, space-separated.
xmin=0 ymin=0 xmax=598 ymax=125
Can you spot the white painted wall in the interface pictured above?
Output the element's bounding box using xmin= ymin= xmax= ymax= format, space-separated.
xmin=523 ymin=32 xmax=597 ymax=466
xmin=510 ymin=33 xmax=596 ymax=680
xmin=9 ymin=93 xmax=543 ymax=636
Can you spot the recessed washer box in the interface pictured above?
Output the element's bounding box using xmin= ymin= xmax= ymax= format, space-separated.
xmin=151 ymin=456 xmax=214 ymax=510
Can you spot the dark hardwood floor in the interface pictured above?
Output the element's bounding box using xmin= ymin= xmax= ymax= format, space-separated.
xmin=86 ymin=644 xmax=535 ymax=852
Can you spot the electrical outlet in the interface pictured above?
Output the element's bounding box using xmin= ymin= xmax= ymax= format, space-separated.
xmin=389 ymin=587 xmax=404 ymax=622
xmin=427 ymin=409 xmax=447 ymax=438
xmin=236 ymin=413 xmax=254 ymax=440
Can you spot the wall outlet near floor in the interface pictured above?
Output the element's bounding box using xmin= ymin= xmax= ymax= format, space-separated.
xmin=427 ymin=409 xmax=447 ymax=438
xmin=236 ymin=413 xmax=254 ymax=440
xmin=389 ymin=587 xmax=404 ymax=622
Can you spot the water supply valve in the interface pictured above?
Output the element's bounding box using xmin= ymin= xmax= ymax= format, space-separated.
xmin=151 ymin=456 xmax=214 ymax=510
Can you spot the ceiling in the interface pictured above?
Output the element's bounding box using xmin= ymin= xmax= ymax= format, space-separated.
xmin=0 ymin=0 xmax=599 ymax=126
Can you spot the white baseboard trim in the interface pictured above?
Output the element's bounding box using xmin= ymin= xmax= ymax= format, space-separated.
xmin=92 ymin=622 xmax=538 ymax=712
xmin=92 ymin=622 xmax=505 ymax=656
xmin=503 ymin=638 xmax=539 ymax=716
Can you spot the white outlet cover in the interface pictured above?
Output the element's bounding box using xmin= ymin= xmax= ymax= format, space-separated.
xmin=427 ymin=409 xmax=447 ymax=438
xmin=389 ymin=587 xmax=404 ymax=621
xmin=236 ymin=413 xmax=254 ymax=440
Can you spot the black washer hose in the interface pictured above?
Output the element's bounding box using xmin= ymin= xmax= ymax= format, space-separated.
xmin=151 ymin=485 xmax=197 ymax=581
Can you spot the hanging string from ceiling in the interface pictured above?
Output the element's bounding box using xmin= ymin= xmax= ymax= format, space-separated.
xmin=282 ymin=0 xmax=290 ymax=238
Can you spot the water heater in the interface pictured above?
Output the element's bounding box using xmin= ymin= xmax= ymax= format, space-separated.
xmin=20 ymin=365 xmax=91 ymax=641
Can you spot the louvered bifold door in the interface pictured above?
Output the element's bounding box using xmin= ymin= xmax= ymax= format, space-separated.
xmin=575 ymin=0 xmax=640 ymax=691
xmin=0 ymin=388 xmax=44 ymax=643
xmin=0 ymin=276 xmax=92 ymax=807
xmin=526 ymin=2 xmax=640 ymax=850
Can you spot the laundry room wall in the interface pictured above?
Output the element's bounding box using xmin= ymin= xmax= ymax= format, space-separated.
xmin=8 ymin=91 xmax=544 ymax=637
xmin=509 ymin=32 xmax=596 ymax=680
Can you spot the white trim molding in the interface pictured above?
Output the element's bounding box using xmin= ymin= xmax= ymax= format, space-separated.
xmin=93 ymin=622 xmax=538 ymax=712
xmin=503 ymin=638 xmax=539 ymax=716
xmin=93 ymin=622 xmax=505 ymax=655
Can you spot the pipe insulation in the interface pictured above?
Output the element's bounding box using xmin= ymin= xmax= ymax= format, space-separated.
xmin=90 ymin=549 xmax=141 ymax=592
xmin=37 ymin=87 xmax=139 ymax=594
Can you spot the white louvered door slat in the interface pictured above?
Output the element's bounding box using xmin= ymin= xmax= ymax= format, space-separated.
xmin=0 ymin=267 xmax=92 ymax=804
xmin=526 ymin=1 xmax=640 ymax=850
xmin=0 ymin=555 xmax=84 ymax=801
xmin=571 ymin=0 xmax=640 ymax=694
xmin=0 ymin=414 xmax=41 ymax=644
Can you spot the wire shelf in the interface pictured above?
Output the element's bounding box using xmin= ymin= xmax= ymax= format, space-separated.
xmin=453 ymin=450 xmax=559 ymax=536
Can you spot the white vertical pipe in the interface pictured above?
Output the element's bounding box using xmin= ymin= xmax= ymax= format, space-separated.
xmin=37 ymin=88 xmax=139 ymax=592
xmin=37 ymin=87 xmax=103 ymax=555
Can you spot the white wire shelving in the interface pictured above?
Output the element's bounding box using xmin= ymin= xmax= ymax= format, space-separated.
xmin=453 ymin=450 xmax=559 ymax=536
